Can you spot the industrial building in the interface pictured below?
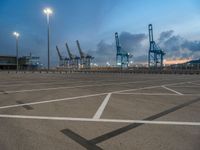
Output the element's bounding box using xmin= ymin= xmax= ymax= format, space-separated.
xmin=0 ymin=55 xmax=16 ymax=70
xmin=0 ymin=54 xmax=41 ymax=70
xmin=169 ymin=59 xmax=200 ymax=70
xmin=18 ymin=54 xmax=41 ymax=70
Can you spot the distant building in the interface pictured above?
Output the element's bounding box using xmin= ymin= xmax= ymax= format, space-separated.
xmin=169 ymin=59 xmax=200 ymax=70
xmin=19 ymin=54 xmax=42 ymax=70
xmin=186 ymin=59 xmax=200 ymax=69
xmin=187 ymin=59 xmax=200 ymax=65
xmin=0 ymin=54 xmax=42 ymax=70
xmin=0 ymin=55 xmax=16 ymax=70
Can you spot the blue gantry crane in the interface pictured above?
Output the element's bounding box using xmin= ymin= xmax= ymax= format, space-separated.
xmin=148 ymin=24 xmax=165 ymax=68
xmin=115 ymin=32 xmax=132 ymax=68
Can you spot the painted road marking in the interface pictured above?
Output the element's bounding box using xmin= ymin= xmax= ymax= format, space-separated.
xmin=0 ymin=79 xmax=192 ymax=95
xmin=116 ymin=93 xmax=179 ymax=96
xmin=90 ymin=97 xmax=200 ymax=144
xmin=0 ymin=80 xmax=91 ymax=87
xmin=168 ymin=86 xmax=200 ymax=88
xmin=162 ymin=86 xmax=183 ymax=95
xmin=190 ymin=82 xmax=200 ymax=86
xmin=16 ymin=101 xmax=34 ymax=110
xmin=0 ymin=79 xmax=130 ymax=87
xmin=115 ymin=81 xmax=193 ymax=94
xmin=0 ymin=85 xmax=170 ymax=110
xmin=0 ymin=114 xmax=199 ymax=126
xmin=93 ymin=93 xmax=112 ymax=119
xmin=116 ymin=93 xmax=200 ymax=96
xmin=0 ymin=80 xmax=154 ymax=94
xmin=0 ymin=93 xmax=107 ymax=110
xmin=0 ymin=81 xmax=194 ymax=110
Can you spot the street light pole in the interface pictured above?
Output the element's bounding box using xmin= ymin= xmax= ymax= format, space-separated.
xmin=13 ymin=32 xmax=20 ymax=71
xmin=47 ymin=15 xmax=50 ymax=71
xmin=44 ymin=8 xmax=53 ymax=70
xmin=16 ymin=37 xmax=19 ymax=71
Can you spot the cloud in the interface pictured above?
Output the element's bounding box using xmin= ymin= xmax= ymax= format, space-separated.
xmin=119 ymin=32 xmax=147 ymax=52
xmin=181 ymin=40 xmax=200 ymax=52
xmin=91 ymin=30 xmax=200 ymax=65
xmin=161 ymin=35 xmax=183 ymax=52
xmin=134 ymin=55 xmax=147 ymax=63
xmin=158 ymin=30 xmax=174 ymax=42
xmin=89 ymin=40 xmax=115 ymax=65
xmin=159 ymin=31 xmax=200 ymax=59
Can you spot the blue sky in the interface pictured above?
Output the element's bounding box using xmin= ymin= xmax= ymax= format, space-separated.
xmin=0 ymin=0 xmax=200 ymax=66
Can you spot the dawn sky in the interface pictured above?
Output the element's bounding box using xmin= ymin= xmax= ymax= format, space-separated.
xmin=0 ymin=0 xmax=200 ymax=66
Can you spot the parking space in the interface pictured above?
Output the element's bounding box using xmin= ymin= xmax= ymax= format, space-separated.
xmin=101 ymin=94 xmax=197 ymax=120
xmin=0 ymin=95 xmax=105 ymax=118
xmin=0 ymin=72 xmax=199 ymax=150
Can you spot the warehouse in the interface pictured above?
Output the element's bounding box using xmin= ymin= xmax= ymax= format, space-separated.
xmin=0 ymin=55 xmax=41 ymax=70
xmin=0 ymin=55 xmax=16 ymax=70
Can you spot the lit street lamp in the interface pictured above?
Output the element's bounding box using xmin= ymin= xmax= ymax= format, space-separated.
xmin=43 ymin=7 xmax=53 ymax=70
xmin=13 ymin=32 xmax=20 ymax=71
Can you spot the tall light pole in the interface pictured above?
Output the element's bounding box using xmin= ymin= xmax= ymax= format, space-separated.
xmin=13 ymin=32 xmax=20 ymax=71
xmin=43 ymin=7 xmax=53 ymax=70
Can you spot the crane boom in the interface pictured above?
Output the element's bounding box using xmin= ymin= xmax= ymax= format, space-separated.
xmin=76 ymin=40 xmax=85 ymax=58
xmin=56 ymin=46 xmax=63 ymax=60
xmin=65 ymin=42 xmax=74 ymax=59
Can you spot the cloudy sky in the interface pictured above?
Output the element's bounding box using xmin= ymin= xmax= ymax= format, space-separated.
xmin=0 ymin=0 xmax=200 ymax=66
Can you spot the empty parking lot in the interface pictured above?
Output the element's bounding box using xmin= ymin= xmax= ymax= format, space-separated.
xmin=0 ymin=72 xmax=199 ymax=150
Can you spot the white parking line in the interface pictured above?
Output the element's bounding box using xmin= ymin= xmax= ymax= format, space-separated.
xmin=115 ymin=81 xmax=193 ymax=94
xmin=169 ymin=86 xmax=200 ymax=88
xmin=116 ymin=93 xmax=200 ymax=96
xmin=93 ymin=93 xmax=112 ymax=119
xmin=115 ymin=93 xmax=179 ymax=96
xmin=0 ymin=86 xmax=160 ymax=109
xmin=0 ymin=80 xmax=90 ymax=87
xmin=0 ymin=81 xmax=193 ymax=110
xmin=190 ymin=82 xmax=200 ymax=86
xmin=0 ymin=86 xmax=158 ymax=110
xmin=0 ymin=93 xmax=107 ymax=109
xmin=161 ymin=86 xmax=183 ymax=95
xmin=0 ymin=80 xmax=153 ymax=95
xmin=0 ymin=79 xmax=130 ymax=87
xmin=0 ymin=114 xmax=199 ymax=126
xmin=0 ymin=79 xmax=191 ymax=95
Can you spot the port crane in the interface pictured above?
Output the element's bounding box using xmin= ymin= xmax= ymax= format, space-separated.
xmin=56 ymin=46 xmax=69 ymax=67
xmin=115 ymin=32 xmax=132 ymax=68
xmin=65 ymin=42 xmax=80 ymax=69
xmin=76 ymin=40 xmax=94 ymax=69
xmin=148 ymin=24 xmax=165 ymax=68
